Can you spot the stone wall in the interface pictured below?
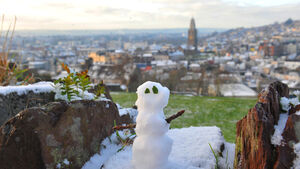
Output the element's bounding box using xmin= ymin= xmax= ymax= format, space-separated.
xmin=0 ymin=100 xmax=130 ymax=169
xmin=0 ymin=91 xmax=55 ymax=126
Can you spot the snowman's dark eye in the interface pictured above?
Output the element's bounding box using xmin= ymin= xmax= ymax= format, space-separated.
xmin=145 ymin=88 xmax=150 ymax=94
xmin=152 ymin=86 xmax=158 ymax=94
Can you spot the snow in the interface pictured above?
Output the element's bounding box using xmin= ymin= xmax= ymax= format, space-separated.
xmin=82 ymin=127 xmax=235 ymax=169
xmin=272 ymin=96 xmax=300 ymax=146
xmin=82 ymin=133 xmax=124 ymax=169
xmin=280 ymin=97 xmax=300 ymax=112
xmin=63 ymin=159 xmax=70 ymax=165
xmin=290 ymin=97 xmax=300 ymax=107
xmin=219 ymin=142 xmax=235 ymax=169
xmin=133 ymin=81 xmax=172 ymax=169
xmin=293 ymin=143 xmax=300 ymax=169
xmin=83 ymin=82 xmax=236 ymax=169
xmin=278 ymin=96 xmax=300 ymax=168
xmin=294 ymin=90 xmax=300 ymax=96
xmin=0 ymin=81 xmax=111 ymax=103
xmin=167 ymin=127 xmax=231 ymax=169
xmin=220 ymin=84 xmax=257 ymax=97
xmin=0 ymin=81 xmax=54 ymax=95
xmin=118 ymin=108 xmax=138 ymax=121
xmin=271 ymin=113 xmax=289 ymax=146
xmin=281 ymin=97 xmax=291 ymax=111
xmin=116 ymin=103 xmax=138 ymax=120
xmin=53 ymin=86 xmax=95 ymax=101
xmin=53 ymin=83 xmax=110 ymax=102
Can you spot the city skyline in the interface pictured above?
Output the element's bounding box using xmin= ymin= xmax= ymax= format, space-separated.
xmin=0 ymin=0 xmax=300 ymax=30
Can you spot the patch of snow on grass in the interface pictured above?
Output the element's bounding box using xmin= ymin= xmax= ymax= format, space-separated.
xmin=82 ymin=133 xmax=122 ymax=169
xmin=118 ymin=108 xmax=138 ymax=121
xmin=167 ymin=126 xmax=228 ymax=169
xmin=83 ymin=126 xmax=234 ymax=169
xmin=220 ymin=84 xmax=257 ymax=97
xmin=271 ymin=113 xmax=289 ymax=146
xmin=219 ymin=142 xmax=235 ymax=169
xmin=0 ymin=81 xmax=54 ymax=95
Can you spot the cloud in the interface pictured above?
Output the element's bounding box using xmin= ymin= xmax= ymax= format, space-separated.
xmin=84 ymin=6 xmax=130 ymax=16
xmin=3 ymin=0 xmax=300 ymax=29
xmin=45 ymin=2 xmax=76 ymax=9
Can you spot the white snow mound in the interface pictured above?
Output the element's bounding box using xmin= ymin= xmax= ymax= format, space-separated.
xmin=0 ymin=81 xmax=54 ymax=95
xmin=82 ymin=126 xmax=235 ymax=169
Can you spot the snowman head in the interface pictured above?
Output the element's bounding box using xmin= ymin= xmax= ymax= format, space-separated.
xmin=135 ymin=81 xmax=170 ymax=112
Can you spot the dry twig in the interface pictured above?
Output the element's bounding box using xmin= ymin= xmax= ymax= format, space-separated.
xmin=113 ymin=110 xmax=185 ymax=130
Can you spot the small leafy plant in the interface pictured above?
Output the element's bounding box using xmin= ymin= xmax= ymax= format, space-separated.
xmin=94 ymin=80 xmax=106 ymax=100
xmin=114 ymin=120 xmax=136 ymax=152
xmin=76 ymin=70 xmax=91 ymax=98
xmin=54 ymin=63 xmax=91 ymax=101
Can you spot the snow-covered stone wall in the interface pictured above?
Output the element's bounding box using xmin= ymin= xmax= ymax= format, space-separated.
xmin=0 ymin=82 xmax=55 ymax=125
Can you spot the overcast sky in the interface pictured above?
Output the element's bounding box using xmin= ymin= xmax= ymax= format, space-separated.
xmin=1 ymin=0 xmax=300 ymax=30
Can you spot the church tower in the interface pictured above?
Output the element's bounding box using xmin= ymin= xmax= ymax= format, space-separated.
xmin=187 ymin=18 xmax=197 ymax=51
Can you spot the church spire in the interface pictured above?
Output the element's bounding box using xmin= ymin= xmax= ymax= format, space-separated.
xmin=190 ymin=17 xmax=196 ymax=30
xmin=187 ymin=18 xmax=198 ymax=51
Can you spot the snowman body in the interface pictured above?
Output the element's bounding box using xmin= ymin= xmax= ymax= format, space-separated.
xmin=132 ymin=81 xmax=173 ymax=169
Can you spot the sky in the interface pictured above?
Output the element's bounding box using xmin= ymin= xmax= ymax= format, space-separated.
xmin=0 ymin=0 xmax=300 ymax=30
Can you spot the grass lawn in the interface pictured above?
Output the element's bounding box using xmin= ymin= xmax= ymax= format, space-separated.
xmin=111 ymin=92 xmax=257 ymax=143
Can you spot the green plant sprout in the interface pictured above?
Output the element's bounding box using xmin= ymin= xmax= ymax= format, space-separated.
xmin=209 ymin=143 xmax=220 ymax=169
xmin=114 ymin=120 xmax=136 ymax=152
xmin=209 ymin=143 xmax=231 ymax=169
xmin=54 ymin=63 xmax=91 ymax=101
xmin=94 ymin=80 xmax=106 ymax=100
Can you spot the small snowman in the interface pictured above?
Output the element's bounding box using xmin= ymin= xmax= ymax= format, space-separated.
xmin=132 ymin=81 xmax=173 ymax=169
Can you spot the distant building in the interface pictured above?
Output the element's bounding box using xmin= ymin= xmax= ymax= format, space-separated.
xmin=187 ymin=18 xmax=198 ymax=51
xmin=89 ymin=51 xmax=106 ymax=63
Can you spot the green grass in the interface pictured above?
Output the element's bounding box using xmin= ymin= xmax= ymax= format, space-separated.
xmin=111 ymin=92 xmax=257 ymax=143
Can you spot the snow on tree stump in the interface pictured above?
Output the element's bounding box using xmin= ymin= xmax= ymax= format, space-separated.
xmin=234 ymin=81 xmax=296 ymax=169
xmin=0 ymin=100 xmax=129 ymax=169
